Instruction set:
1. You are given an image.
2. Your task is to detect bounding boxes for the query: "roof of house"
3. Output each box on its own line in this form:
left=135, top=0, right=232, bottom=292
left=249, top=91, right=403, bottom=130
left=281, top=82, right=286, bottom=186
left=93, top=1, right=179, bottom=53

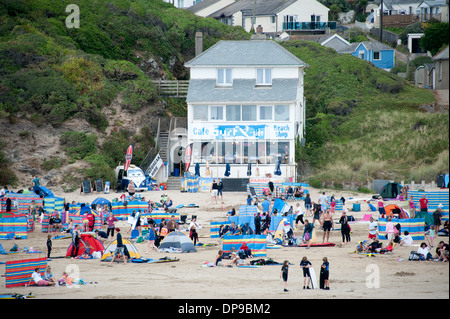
left=188, top=0, right=223, bottom=13
left=432, top=45, right=449, bottom=61
left=185, top=40, right=308, bottom=67
left=186, top=79, right=299, bottom=103
left=356, top=41, right=394, bottom=52
left=209, top=0, right=252, bottom=18
left=419, top=0, right=448, bottom=7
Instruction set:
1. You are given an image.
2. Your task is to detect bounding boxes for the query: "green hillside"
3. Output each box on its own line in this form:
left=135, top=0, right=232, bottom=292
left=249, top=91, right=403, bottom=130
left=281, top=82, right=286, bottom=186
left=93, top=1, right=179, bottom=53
left=0, top=0, right=447, bottom=188
left=282, top=41, right=448, bottom=185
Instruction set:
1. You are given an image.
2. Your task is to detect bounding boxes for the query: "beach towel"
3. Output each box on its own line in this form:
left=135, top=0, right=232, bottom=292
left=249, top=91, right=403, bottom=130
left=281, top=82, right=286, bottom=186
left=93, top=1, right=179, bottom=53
left=362, top=214, right=372, bottom=221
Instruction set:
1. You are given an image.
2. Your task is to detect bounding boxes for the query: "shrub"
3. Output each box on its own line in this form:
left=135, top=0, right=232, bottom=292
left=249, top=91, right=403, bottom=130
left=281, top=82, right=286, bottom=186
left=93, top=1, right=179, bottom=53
left=60, top=131, right=97, bottom=160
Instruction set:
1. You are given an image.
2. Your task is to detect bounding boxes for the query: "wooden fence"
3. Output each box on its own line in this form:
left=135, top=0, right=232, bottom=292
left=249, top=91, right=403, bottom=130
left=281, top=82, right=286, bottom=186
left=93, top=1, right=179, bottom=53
left=152, top=80, right=189, bottom=98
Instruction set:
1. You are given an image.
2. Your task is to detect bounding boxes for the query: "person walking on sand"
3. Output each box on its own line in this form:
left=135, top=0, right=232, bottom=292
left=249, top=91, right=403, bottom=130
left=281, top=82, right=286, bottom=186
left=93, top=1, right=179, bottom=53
left=211, top=179, right=218, bottom=205
left=321, top=208, right=333, bottom=243
left=111, top=228, right=127, bottom=264
left=70, top=225, right=81, bottom=260
left=339, top=209, right=351, bottom=244
left=280, top=260, right=289, bottom=292
left=147, top=223, right=158, bottom=253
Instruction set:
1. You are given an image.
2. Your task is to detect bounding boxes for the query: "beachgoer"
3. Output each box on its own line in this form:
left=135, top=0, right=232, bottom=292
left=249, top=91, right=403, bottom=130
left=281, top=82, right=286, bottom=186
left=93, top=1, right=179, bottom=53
left=32, top=175, right=40, bottom=195
left=433, top=205, right=443, bottom=233
left=254, top=212, right=261, bottom=235
left=312, top=201, right=321, bottom=226
left=330, top=198, right=336, bottom=215
left=28, top=267, right=55, bottom=287
left=215, top=250, right=224, bottom=266
left=408, top=196, right=416, bottom=217
left=368, top=216, right=378, bottom=240
left=419, top=194, right=428, bottom=213
left=435, top=241, right=449, bottom=262
left=417, top=242, right=433, bottom=260
left=378, top=197, right=386, bottom=218
left=217, top=179, right=223, bottom=200
left=321, top=208, right=333, bottom=243
left=189, top=217, right=199, bottom=246
left=304, top=193, right=312, bottom=217
left=320, top=257, right=330, bottom=290
left=70, top=225, right=81, bottom=259
left=303, top=219, right=313, bottom=249
left=300, top=256, right=312, bottom=289
left=147, top=223, right=158, bottom=252
left=426, top=225, right=436, bottom=247
left=246, top=194, right=252, bottom=205
left=106, top=212, right=118, bottom=238
left=211, top=180, right=218, bottom=204
left=280, top=260, right=289, bottom=292
left=339, top=209, right=351, bottom=244
left=295, top=203, right=304, bottom=226
left=318, top=192, right=328, bottom=212
left=46, top=234, right=52, bottom=259
left=111, top=228, right=127, bottom=264
left=43, top=265, right=58, bottom=286
left=399, top=231, right=413, bottom=246
left=385, top=217, right=396, bottom=242
left=167, top=215, right=179, bottom=233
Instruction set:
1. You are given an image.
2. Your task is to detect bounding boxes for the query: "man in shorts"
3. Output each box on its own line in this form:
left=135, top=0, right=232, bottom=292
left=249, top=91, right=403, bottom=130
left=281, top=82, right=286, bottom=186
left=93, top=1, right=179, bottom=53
left=321, top=208, right=333, bottom=243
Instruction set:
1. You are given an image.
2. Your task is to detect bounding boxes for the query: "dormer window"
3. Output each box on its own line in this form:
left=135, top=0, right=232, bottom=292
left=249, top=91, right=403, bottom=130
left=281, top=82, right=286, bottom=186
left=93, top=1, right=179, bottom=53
left=256, top=68, right=272, bottom=86
left=217, top=68, right=232, bottom=86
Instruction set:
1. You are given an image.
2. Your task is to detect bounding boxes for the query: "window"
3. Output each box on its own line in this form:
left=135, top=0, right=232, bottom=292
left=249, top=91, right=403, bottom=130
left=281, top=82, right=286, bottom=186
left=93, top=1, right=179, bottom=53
left=373, top=51, right=381, bottom=60
left=193, top=105, right=208, bottom=121
left=226, top=105, right=241, bottom=121
left=271, top=16, right=276, bottom=24
left=210, top=106, right=223, bottom=121
left=358, top=50, right=365, bottom=60
left=217, top=68, right=232, bottom=86
left=256, top=68, right=272, bottom=85
left=242, top=105, right=257, bottom=121
left=274, top=105, right=289, bottom=121
left=259, top=106, right=273, bottom=120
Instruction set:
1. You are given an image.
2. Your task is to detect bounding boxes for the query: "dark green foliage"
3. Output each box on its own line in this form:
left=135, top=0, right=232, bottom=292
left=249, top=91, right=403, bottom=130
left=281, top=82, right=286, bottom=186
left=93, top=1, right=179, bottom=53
left=60, top=131, right=97, bottom=160
left=419, top=22, right=449, bottom=56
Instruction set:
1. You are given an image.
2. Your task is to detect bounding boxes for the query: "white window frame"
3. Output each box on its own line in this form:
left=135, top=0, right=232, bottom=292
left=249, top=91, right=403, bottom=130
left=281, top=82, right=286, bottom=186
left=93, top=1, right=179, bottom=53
left=259, top=105, right=273, bottom=121
left=210, top=105, right=224, bottom=121
left=256, top=68, right=272, bottom=86
left=193, top=105, right=208, bottom=121
left=217, top=68, right=233, bottom=86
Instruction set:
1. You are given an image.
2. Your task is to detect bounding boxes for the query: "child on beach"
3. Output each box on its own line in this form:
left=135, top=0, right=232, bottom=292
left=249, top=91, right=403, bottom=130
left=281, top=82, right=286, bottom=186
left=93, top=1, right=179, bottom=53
left=46, top=234, right=52, bottom=259
left=426, top=225, right=435, bottom=248
left=320, top=257, right=330, bottom=290
left=330, top=199, right=336, bottom=215
left=300, top=257, right=312, bottom=289
left=280, top=260, right=289, bottom=292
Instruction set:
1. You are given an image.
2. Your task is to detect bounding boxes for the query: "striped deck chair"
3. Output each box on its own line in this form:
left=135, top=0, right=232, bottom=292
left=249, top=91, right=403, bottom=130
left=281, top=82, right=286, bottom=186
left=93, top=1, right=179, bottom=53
left=5, top=257, right=47, bottom=288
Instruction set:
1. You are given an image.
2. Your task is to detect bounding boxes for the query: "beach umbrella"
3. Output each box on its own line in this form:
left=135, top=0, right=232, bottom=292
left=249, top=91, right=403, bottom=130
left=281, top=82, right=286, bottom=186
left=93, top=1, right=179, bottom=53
left=224, top=163, right=231, bottom=177
left=195, top=163, right=200, bottom=176
left=274, top=161, right=282, bottom=176
left=247, top=163, right=252, bottom=176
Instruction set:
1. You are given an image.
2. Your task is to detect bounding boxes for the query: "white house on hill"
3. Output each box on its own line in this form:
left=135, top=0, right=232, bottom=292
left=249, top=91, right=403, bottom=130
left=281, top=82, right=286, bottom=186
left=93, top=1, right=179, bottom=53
left=184, top=40, right=308, bottom=179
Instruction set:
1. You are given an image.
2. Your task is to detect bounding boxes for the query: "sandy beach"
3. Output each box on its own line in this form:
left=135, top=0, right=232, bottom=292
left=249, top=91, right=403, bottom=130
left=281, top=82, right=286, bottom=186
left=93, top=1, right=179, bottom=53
left=0, top=186, right=448, bottom=300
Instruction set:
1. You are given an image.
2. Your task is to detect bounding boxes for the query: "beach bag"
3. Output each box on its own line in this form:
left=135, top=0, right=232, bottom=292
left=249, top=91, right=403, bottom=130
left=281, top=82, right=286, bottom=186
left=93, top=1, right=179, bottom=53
left=304, top=232, right=310, bottom=242
left=408, top=251, right=422, bottom=261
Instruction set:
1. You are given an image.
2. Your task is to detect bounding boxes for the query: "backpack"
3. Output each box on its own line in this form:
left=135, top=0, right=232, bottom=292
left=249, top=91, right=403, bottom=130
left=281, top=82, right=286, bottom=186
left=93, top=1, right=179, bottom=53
left=408, top=251, right=423, bottom=261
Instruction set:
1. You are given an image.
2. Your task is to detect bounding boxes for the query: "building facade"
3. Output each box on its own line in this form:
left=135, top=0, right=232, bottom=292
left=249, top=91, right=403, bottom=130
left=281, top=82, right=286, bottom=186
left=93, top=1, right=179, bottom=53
left=184, top=40, right=308, bottom=179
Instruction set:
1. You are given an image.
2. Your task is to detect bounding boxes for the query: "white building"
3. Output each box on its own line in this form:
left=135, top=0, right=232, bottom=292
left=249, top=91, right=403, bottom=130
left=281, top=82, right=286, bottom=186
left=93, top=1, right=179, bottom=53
left=191, top=0, right=331, bottom=34
left=184, top=40, right=308, bottom=179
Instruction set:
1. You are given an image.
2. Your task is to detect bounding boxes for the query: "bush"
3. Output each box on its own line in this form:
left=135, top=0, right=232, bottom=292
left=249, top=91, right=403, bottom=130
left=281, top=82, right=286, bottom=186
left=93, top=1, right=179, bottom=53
left=60, top=131, right=97, bottom=160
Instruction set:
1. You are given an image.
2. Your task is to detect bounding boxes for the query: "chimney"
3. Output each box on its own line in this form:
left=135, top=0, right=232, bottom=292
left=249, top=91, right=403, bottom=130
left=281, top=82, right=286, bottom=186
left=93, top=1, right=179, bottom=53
left=195, top=32, right=203, bottom=56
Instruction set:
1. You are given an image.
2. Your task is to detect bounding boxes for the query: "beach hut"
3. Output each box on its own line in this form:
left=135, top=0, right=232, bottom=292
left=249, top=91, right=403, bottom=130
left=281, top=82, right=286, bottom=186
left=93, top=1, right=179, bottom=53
left=101, top=238, right=141, bottom=260
left=158, top=231, right=197, bottom=253
left=65, top=234, right=104, bottom=258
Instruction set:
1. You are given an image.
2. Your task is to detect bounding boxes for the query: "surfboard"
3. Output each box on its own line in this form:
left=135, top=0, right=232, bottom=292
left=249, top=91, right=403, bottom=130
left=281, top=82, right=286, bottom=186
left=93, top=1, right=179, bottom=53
left=445, top=174, right=449, bottom=188
left=309, top=267, right=318, bottom=289
left=131, top=211, right=140, bottom=231
left=237, top=265, right=261, bottom=268
left=147, top=257, right=179, bottom=264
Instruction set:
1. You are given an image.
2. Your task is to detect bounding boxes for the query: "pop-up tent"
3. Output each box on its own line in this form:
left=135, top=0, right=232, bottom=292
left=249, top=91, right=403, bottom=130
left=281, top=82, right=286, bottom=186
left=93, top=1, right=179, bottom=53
left=158, top=231, right=196, bottom=253
left=273, top=218, right=293, bottom=242
left=379, top=182, right=402, bottom=199
left=101, top=238, right=141, bottom=260
left=385, top=204, right=409, bottom=219
left=66, top=234, right=104, bottom=258
left=271, top=198, right=290, bottom=215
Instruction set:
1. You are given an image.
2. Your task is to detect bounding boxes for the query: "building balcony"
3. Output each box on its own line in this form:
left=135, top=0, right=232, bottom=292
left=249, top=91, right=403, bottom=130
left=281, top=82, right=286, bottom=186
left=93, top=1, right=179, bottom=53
left=283, top=21, right=337, bottom=31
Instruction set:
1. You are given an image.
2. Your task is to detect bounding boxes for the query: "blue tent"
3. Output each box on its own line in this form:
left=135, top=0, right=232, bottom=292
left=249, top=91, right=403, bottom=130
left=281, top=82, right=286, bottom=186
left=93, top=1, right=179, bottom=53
left=271, top=198, right=289, bottom=215
left=35, top=186, right=54, bottom=198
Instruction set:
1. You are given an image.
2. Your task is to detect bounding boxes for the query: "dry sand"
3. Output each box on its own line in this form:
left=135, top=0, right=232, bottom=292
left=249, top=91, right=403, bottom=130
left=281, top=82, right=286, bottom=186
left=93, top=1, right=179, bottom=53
left=0, top=186, right=448, bottom=300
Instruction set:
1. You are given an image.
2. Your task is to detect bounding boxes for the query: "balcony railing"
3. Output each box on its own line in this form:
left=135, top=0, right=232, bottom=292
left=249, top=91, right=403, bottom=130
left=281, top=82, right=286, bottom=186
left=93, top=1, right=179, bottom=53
left=283, top=21, right=337, bottom=31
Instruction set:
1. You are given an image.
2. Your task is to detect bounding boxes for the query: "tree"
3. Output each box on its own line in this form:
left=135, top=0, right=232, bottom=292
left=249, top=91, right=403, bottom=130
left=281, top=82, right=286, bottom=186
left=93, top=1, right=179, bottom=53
left=419, top=22, right=449, bottom=56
